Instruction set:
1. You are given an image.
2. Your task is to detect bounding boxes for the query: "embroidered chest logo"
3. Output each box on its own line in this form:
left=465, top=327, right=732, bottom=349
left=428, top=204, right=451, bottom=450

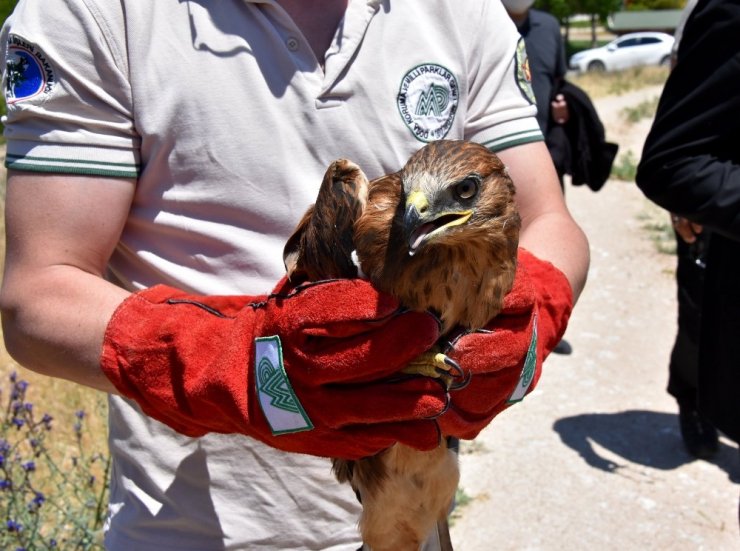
left=397, top=63, right=459, bottom=142
left=514, top=38, right=536, bottom=105
left=5, top=35, right=56, bottom=104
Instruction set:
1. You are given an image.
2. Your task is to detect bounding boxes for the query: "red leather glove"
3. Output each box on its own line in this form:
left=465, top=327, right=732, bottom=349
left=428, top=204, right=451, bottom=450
left=439, top=248, right=574, bottom=439
left=101, top=279, right=447, bottom=460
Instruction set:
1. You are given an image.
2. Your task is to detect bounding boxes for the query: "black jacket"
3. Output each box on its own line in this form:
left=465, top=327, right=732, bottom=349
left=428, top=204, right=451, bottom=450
left=636, top=0, right=740, bottom=442
left=546, top=80, right=618, bottom=191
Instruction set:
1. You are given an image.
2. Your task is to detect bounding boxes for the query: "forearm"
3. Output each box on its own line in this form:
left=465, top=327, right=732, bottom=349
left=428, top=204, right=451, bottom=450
left=0, top=171, right=137, bottom=393
left=498, top=141, right=590, bottom=301
left=518, top=209, right=589, bottom=301
left=0, top=263, right=129, bottom=394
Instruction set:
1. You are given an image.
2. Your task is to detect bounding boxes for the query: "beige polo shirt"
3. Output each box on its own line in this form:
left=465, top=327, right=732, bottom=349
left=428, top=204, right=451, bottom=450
left=2, top=0, right=541, bottom=548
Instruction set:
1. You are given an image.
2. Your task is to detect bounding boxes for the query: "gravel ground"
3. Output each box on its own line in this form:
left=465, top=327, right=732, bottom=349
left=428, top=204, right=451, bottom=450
left=450, top=86, right=740, bottom=550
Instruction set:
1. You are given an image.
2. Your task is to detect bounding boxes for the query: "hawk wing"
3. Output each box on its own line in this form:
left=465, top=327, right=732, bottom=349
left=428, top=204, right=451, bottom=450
left=283, top=159, right=368, bottom=283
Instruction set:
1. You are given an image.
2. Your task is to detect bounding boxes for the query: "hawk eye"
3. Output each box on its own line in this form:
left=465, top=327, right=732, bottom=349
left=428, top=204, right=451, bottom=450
left=454, top=177, right=479, bottom=200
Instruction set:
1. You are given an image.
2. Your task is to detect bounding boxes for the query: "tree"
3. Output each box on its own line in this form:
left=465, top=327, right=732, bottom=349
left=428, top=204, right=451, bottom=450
left=0, top=0, right=17, bottom=25
left=581, top=0, right=622, bottom=45
left=537, top=0, right=622, bottom=46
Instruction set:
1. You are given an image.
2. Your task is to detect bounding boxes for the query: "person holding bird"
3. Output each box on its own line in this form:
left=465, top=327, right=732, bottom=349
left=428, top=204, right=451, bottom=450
left=0, top=0, right=588, bottom=549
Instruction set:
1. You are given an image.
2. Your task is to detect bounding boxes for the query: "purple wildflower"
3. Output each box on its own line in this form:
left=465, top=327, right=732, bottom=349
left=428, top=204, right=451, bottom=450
left=28, top=491, right=45, bottom=511
left=42, top=413, right=53, bottom=430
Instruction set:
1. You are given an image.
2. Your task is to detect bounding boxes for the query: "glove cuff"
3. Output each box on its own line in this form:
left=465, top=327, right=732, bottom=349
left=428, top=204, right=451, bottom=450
left=101, top=285, right=261, bottom=437
left=517, top=248, right=574, bottom=353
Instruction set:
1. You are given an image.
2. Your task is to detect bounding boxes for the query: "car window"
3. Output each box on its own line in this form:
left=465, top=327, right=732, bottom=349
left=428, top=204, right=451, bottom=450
left=617, top=38, right=640, bottom=48
left=641, top=37, right=661, bottom=45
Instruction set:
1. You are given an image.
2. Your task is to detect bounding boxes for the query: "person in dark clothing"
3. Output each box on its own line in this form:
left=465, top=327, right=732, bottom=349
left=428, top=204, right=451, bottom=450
left=651, top=0, right=719, bottom=459
left=668, top=221, right=717, bottom=458
left=636, top=0, right=740, bottom=466
left=502, top=0, right=569, bottom=182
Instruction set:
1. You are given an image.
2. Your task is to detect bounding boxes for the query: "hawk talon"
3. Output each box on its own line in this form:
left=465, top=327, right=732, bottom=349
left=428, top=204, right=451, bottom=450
left=448, top=368, right=471, bottom=391
left=438, top=355, right=471, bottom=390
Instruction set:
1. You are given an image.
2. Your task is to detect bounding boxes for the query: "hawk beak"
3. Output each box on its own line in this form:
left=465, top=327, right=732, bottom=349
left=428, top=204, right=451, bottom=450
left=404, top=191, right=428, bottom=222
left=404, top=191, right=472, bottom=256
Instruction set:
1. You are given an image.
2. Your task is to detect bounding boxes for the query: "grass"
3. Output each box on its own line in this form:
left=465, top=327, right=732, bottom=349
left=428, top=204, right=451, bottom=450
left=611, top=150, right=639, bottom=182
left=449, top=486, right=474, bottom=527
left=570, top=66, right=669, bottom=99
left=637, top=201, right=677, bottom=256
left=621, top=96, right=661, bottom=123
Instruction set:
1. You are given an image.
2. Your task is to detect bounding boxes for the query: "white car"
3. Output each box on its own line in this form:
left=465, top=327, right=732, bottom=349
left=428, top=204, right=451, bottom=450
left=569, top=32, right=675, bottom=72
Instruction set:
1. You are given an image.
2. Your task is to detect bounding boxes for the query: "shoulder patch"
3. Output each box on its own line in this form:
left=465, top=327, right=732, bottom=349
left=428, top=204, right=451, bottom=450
left=5, top=34, right=56, bottom=104
left=397, top=63, right=459, bottom=143
left=514, top=38, right=536, bottom=106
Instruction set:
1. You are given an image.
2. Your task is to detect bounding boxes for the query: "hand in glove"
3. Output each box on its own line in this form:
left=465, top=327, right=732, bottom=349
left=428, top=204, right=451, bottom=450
left=101, top=279, right=447, bottom=460
left=439, top=248, right=574, bottom=439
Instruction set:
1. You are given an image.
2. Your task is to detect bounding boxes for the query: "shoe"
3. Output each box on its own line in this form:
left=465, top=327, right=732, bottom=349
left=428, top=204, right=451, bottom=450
left=678, top=405, right=719, bottom=459
left=553, top=339, right=572, bottom=355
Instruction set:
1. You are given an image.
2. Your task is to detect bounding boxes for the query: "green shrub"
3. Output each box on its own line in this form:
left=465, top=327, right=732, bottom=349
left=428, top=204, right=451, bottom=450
left=611, top=150, right=638, bottom=182
left=621, top=96, right=661, bottom=123
left=0, top=372, right=109, bottom=550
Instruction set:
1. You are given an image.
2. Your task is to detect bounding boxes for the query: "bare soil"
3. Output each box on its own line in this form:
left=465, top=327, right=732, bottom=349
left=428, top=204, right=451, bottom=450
left=450, top=86, right=739, bottom=550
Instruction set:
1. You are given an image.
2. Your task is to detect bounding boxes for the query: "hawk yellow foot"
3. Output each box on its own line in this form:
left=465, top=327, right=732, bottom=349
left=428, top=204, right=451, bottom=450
left=402, top=350, right=468, bottom=390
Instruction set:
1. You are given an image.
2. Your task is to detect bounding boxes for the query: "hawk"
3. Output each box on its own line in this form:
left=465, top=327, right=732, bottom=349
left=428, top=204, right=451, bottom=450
left=283, top=140, right=520, bottom=550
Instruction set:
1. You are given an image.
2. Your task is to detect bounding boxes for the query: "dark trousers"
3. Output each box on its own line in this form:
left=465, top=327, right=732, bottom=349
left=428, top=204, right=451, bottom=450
left=668, top=230, right=709, bottom=408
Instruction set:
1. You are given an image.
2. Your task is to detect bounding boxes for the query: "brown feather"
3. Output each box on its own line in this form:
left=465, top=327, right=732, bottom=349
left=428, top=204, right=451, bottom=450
left=283, top=159, right=368, bottom=282
left=283, top=140, right=520, bottom=551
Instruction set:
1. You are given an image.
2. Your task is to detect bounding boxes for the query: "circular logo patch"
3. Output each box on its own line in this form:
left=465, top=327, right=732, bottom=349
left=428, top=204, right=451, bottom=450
left=515, top=38, right=536, bottom=105
left=5, top=35, right=55, bottom=104
left=397, top=63, right=459, bottom=143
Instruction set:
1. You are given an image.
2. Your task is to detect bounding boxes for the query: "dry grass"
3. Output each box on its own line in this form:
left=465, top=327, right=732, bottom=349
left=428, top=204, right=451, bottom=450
left=570, top=66, right=670, bottom=99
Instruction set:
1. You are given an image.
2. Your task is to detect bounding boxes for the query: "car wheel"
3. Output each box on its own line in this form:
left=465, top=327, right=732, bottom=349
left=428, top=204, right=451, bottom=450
left=587, top=60, right=606, bottom=72
left=659, top=55, right=671, bottom=67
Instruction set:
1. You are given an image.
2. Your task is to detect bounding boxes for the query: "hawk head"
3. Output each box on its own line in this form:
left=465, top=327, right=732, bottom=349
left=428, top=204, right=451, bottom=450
left=355, top=140, right=521, bottom=332
left=400, top=140, right=517, bottom=257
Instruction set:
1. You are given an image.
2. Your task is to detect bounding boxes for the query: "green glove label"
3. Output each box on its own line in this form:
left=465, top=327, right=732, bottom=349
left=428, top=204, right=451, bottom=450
left=255, top=336, right=313, bottom=435
left=507, top=313, right=538, bottom=404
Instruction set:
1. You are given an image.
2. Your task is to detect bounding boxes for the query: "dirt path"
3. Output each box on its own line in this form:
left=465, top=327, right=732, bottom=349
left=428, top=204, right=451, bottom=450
left=450, top=86, right=739, bottom=550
